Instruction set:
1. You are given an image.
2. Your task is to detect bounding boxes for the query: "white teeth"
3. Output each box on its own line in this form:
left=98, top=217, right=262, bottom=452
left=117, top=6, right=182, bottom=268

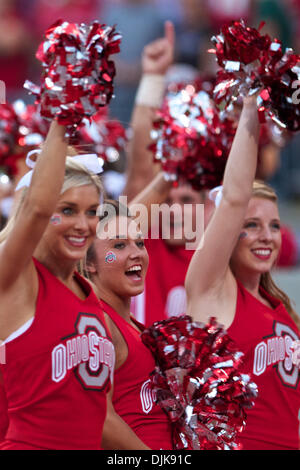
left=127, top=266, right=141, bottom=272
left=253, top=249, right=271, bottom=256
left=68, top=237, right=85, bottom=243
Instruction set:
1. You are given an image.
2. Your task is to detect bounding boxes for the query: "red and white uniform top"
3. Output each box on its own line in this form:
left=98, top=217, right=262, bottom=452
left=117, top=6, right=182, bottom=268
left=0, top=258, right=115, bottom=450
left=228, top=281, right=300, bottom=450
left=102, top=300, right=173, bottom=450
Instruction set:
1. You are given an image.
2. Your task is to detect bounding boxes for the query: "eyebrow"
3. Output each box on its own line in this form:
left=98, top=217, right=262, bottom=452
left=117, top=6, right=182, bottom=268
left=244, top=217, right=281, bottom=223
left=108, top=233, right=144, bottom=240
left=59, top=201, right=99, bottom=208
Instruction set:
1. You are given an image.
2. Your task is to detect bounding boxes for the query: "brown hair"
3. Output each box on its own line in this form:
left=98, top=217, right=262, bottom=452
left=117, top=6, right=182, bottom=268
left=251, top=180, right=300, bottom=329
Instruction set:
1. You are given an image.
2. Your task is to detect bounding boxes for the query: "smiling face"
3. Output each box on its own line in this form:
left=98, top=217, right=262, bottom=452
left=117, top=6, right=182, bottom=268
left=163, top=184, right=213, bottom=247
left=92, top=215, right=149, bottom=300
left=40, top=184, right=100, bottom=262
left=230, top=197, right=282, bottom=277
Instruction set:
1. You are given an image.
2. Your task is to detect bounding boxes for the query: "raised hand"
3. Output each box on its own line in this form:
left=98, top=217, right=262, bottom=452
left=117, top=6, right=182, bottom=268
left=142, top=21, right=175, bottom=75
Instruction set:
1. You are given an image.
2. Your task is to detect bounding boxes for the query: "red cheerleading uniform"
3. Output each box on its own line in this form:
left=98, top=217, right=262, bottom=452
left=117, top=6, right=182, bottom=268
left=0, top=258, right=115, bottom=450
left=228, top=281, right=300, bottom=450
left=131, top=238, right=194, bottom=327
left=101, top=300, right=173, bottom=450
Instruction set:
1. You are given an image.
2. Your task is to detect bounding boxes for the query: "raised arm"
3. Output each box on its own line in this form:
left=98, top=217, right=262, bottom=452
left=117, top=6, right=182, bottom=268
left=0, top=121, right=67, bottom=290
left=127, top=172, right=172, bottom=236
left=123, top=21, right=175, bottom=202
left=185, top=96, right=260, bottom=304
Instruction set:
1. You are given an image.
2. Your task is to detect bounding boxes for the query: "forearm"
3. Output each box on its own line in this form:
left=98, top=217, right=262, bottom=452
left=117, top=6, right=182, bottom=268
left=123, top=74, right=166, bottom=200
left=129, top=172, right=171, bottom=206
left=222, top=98, right=260, bottom=206
left=124, top=104, right=160, bottom=200
left=25, top=121, right=67, bottom=216
left=128, top=172, right=172, bottom=235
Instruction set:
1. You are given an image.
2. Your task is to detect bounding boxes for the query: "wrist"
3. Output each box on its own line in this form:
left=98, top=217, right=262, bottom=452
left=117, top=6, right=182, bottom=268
left=135, top=74, right=165, bottom=108
left=241, top=100, right=259, bottom=121
left=242, top=94, right=258, bottom=109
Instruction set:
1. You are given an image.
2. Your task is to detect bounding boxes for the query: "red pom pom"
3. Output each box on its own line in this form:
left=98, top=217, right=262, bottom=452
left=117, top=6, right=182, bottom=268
left=141, top=316, right=258, bottom=450
left=24, top=20, right=121, bottom=137
left=211, top=20, right=300, bottom=132
left=150, top=82, right=236, bottom=190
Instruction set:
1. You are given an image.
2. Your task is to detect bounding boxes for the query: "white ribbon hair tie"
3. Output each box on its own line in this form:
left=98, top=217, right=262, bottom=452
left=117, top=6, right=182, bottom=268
left=15, top=149, right=104, bottom=192
left=208, top=185, right=223, bottom=208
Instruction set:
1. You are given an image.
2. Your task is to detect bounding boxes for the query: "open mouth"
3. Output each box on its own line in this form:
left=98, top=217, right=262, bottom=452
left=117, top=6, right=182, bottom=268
left=125, top=265, right=142, bottom=281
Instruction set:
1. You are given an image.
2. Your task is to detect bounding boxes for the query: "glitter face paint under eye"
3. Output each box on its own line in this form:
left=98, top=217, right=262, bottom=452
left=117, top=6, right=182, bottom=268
left=105, top=251, right=117, bottom=263
left=239, top=231, right=248, bottom=240
left=50, top=214, right=62, bottom=225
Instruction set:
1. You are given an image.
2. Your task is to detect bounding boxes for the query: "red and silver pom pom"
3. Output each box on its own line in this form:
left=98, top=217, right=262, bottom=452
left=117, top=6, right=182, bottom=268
left=0, top=103, right=23, bottom=177
left=149, top=83, right=236, bottom=190
left=210, top=19, right=300, bottom=132
left=141, top=316, right=258, bottom=450
left=78, top=107, right=128, bottom=163
left=24, top=19, right=121, bottom=137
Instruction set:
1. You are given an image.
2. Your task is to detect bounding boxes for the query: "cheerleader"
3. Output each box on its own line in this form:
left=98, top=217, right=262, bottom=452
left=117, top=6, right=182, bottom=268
left=82, top=93, right=268, bottom=450
left=185, top=95, right=300, bottom=450
left=83, top=175, right=174, bottom=450
left=0, top=121, right=114, bottom=450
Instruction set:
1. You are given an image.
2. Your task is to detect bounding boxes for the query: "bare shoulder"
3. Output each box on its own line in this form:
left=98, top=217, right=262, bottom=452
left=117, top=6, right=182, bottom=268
left=0, top=259, right=39, bottom=341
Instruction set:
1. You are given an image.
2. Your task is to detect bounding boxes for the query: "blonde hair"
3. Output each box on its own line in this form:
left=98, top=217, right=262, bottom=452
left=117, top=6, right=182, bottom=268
left=0, top=152, right=104, bottom=245
left=252, top=180, right=278, bottom=202
left=245, top=180, right=300, bottom=329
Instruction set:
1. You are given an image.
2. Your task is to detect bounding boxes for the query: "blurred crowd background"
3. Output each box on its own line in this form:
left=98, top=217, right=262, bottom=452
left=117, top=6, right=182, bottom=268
left=1, top=0, right=300, bottom=195
left=0, top=0, right=300, bottom=309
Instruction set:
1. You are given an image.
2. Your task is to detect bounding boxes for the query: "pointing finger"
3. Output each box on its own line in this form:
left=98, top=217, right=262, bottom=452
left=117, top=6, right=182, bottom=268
left=164, top=20, right=175, bottom=48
